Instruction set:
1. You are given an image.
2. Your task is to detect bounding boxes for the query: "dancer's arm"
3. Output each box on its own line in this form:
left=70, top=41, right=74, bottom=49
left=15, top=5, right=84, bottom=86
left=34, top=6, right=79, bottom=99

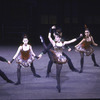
left=0, top=56, right=10, bottom=64
left=29, top=45, right=36, bottom=57
left=48, top=25, right=56, bottom=47
left=64, top=34, right=83, bottom=45
left=64, top=38, right=77, bottom=45
left=48, top=32, right=55, bottom=47
left=0, top=56, right=8, bottom=62
left=91, top=36, right=98, bottom=46
left=29, top=45, right=39, bottom=59
left=10, top=46, right=22, bottom=63
left=75, top=39, right=85, bottom=48
left=64, top=44, right=71, bottom=51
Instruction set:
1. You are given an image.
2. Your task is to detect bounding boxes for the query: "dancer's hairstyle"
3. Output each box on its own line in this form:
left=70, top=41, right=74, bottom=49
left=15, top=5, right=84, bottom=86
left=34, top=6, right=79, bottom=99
left=55, top=27, right=62, bottom=37
left=84, top=24, right=90, bottom=33
left=84, top=24, right=91, bottom=38
left=23, top=34, right=28, bottom=39
left=55, top=32, right=62, bottom=37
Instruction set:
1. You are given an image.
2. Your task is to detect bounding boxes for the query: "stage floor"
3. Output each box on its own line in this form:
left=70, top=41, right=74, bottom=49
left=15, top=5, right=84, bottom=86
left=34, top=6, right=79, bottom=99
left=0, top=45, right=100, bottom=100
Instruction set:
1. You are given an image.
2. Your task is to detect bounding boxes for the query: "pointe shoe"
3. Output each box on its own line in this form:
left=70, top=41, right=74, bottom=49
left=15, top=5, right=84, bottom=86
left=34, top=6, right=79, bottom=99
left=7, top=80, right=14, bottom=84
left=94, top=63, right=100, bottom=67
left=34, top=74, right=41, bottom=78
left=56, top=85, right=61, bottom=93
left=79, top=69, right=83, bottom=73
left=72, top=69, right=79, bottom=72
left=46, top=74, right=49, bottom=78
left=15, top=82, right=21, bottom=85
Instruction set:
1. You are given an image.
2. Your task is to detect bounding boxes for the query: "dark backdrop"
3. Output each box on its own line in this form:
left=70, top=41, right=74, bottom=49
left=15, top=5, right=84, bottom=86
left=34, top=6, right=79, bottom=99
left=0, top=0, right=100, bottom=45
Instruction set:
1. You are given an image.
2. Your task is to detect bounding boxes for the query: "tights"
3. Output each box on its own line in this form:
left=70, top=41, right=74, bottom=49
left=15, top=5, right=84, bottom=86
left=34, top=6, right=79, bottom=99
left=41, top=36, right=79, bottom=77
left=15, top=62, right=40, bottom=85
left=0, top=69, right=12, bottom=82
left=56, top=64, right=62, bottom=93
left=41, top=46, right=63, bottom=92
left=80, top=52, right=99, bottom=73
left=40, top=36, right=77, bottom=92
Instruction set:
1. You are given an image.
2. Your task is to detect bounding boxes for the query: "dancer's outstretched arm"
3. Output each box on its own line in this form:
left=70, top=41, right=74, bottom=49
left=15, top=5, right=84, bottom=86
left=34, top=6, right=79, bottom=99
left=64, top=34, right=83, bottom=45
left=91, top=36, right=98, bottom=46
left=0, top=56, right=10, bottom=64
left=0, top=56, right=8, bottom=62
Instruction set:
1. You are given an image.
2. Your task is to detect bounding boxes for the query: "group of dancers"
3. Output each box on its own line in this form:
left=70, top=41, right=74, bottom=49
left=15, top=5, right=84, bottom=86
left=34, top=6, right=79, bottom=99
left=0, top=25, right=99, bottom=93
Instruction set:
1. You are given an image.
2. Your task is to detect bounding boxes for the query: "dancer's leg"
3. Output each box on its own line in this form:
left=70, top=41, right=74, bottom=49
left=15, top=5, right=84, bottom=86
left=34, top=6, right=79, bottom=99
left=0, top=69, right=14, bottom=83
left=63, top=52, right=79, bottom=72
left=30, top=62, right=41, bottom=77
left=46, top=60, right=53, bottom=77
left=15, top=64, right=21, bottom=85
left=79, top=52, right=84, bottom=73
left=91, top=53, right=99, bottom=67
left=56, top=64, right=62, bottom=93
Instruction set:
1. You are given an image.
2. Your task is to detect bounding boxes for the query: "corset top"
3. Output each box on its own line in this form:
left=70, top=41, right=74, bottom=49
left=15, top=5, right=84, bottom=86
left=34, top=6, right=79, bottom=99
left=81, top=40, right=92, bottom=48
left=54, top=42, right=64, bottom=52
left=20, top=49, right=30, bottom=60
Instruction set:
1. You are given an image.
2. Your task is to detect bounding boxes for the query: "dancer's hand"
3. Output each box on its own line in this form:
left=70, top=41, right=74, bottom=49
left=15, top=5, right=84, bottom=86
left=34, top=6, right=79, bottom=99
left=34, top=56, right=39, bottom=59
left=51, top=25, right=56, bottom=29
left=38, top=54, right=43, bottom=59
left=76, top=33, right=83, bottom=41
left=8, top=61, right=11, bottom=64
left=68, top=48, right=71, bottom=52
left=95, top=43, right=98, bottom=46
left=75, top=45, right=77, bottom=48
left=80, top=33, right=83, bottom=37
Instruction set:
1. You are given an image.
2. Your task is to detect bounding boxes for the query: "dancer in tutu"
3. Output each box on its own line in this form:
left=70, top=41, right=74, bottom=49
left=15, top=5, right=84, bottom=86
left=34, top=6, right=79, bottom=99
left=39, top=26, right=80, bottom=77
left=10, top=35, right=41, bottom=85
left=39, top=26, right=82, bottom=92
left=75, top=25, right=99, bottom=73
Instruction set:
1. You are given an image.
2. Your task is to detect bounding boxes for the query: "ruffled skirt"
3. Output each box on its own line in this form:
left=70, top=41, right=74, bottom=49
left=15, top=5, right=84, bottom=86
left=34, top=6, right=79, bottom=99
left=50, top=49, right=67, bottom=64
left=75, top=45, right=94, bottom=56
left=16, top=55, right=34, bottom=68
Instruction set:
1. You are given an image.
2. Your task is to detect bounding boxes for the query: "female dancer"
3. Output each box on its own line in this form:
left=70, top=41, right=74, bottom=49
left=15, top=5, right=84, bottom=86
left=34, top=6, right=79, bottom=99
left=0, top=56, right=14, bottom=83
left=42, top=26, right=82, bottom=93
left=10, top=35, right=41, bottom=85
left=39, top=27, right=79, bottom=77
left=75, top=25, right=99, bottom=73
